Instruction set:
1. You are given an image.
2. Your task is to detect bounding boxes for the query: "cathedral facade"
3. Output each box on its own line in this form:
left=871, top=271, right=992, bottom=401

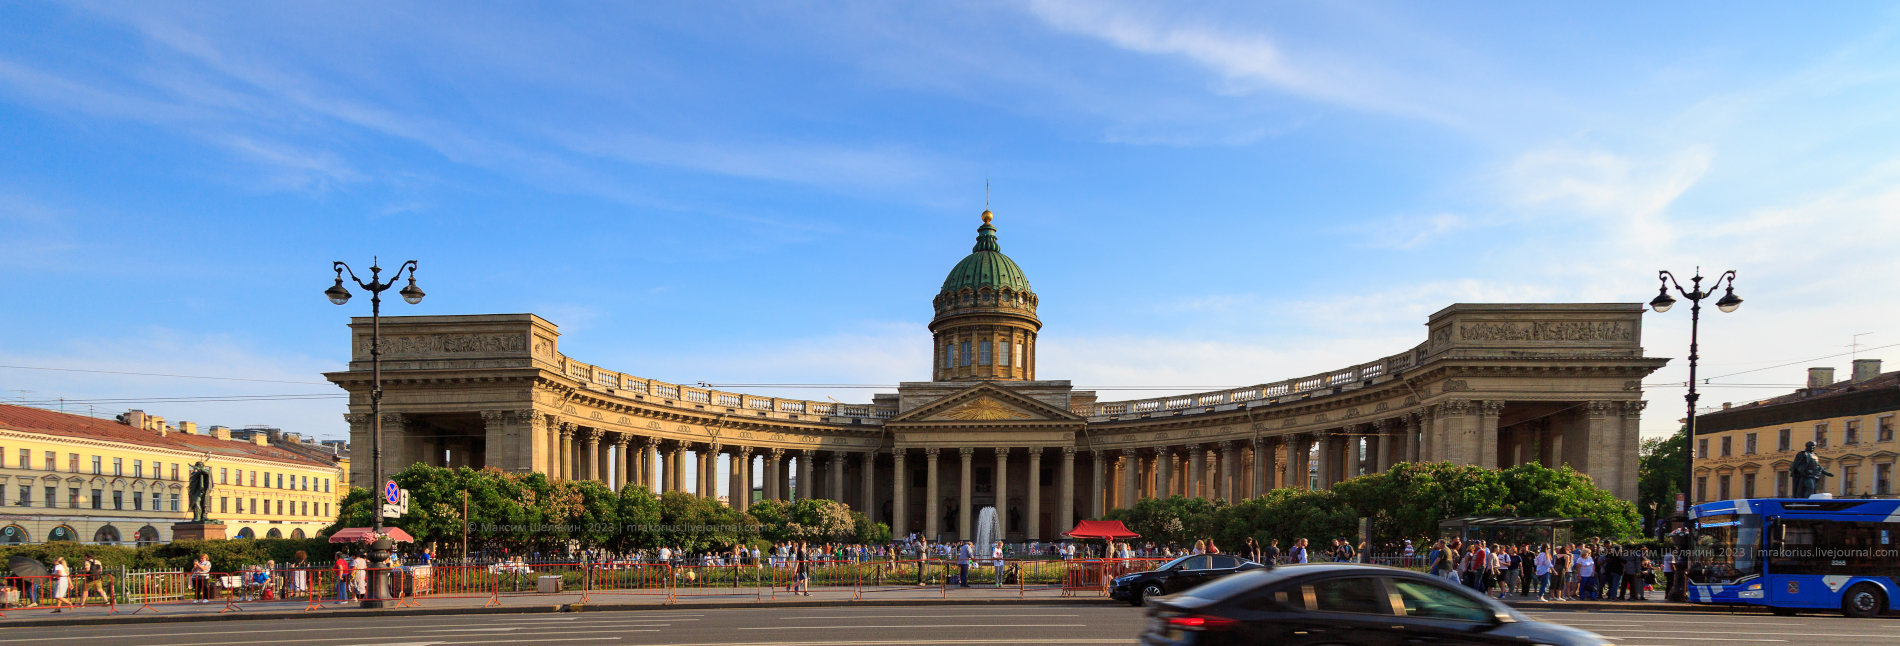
left=325, top=210, right=1667, bottom=541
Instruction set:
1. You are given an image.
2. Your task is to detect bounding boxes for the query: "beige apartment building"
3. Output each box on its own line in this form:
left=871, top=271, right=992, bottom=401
left=1694, top=361, right=1900, bottom=501
left=0, top=404, right=350, bottom=545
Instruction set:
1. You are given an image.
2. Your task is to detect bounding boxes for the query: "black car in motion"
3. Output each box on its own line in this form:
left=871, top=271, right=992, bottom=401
left=1110, top=553, right=1267, bottom=606
left=1139, top=564, right=1610, bottom=646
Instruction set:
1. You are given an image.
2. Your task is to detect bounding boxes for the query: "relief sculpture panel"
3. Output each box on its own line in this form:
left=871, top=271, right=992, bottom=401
left=1458, top=321, right=1633, bottom=342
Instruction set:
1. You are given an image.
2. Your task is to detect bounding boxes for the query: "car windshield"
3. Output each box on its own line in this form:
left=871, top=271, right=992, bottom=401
left=1690, top=512, right=1762, bottom=585
left=1158, top=555, right=1195, bottom=570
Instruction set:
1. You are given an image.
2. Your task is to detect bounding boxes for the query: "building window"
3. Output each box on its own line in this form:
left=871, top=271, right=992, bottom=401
left=263, top=471, right=271, bottom=488
left=943, top=342, right=952, bottom=371
left=999, top=340, right=1011, bottom=367
left=1778, top=429, right=1791, bottom=452
left=277, top=473, right=284, bottom=489
left=150, top=492, right=160, bottom=511
left=960, top=342, right=971, bottom=367
left=170, top=494, right=179, bottom=511
left=1014, top=342, right=1023, bottom=368
left=1879, top=464, right=1893, bottom=495
left=1816, top=423, right=1829, bottom=448
left=249, top=498, right=257, bottom=513
left=1847, top=419, right=1862, bottom=445
left=1721, top=436, right=1732, bottom=457
left=112, top=457, right=122, bottom=476
left=16, top=486, right=28, bottom=507
left=1881, top=417, right=1895, bottom=443
left=0, top=485, right=5, bottom=506
left=90, top=489, right=102, bottom=510
left=1718, top=475, right=1732, bottom=500
left=325, top=479, right=331, bottom=493
left=1776, top=470, right=1789, bottom=497
left=1743, top=474, right=1757, bottom=499
left=92, top=455, right=101, bottom=474
left=1745, top=433, right=1758, bottom=455
left=172, top=463, right=180, bottom=480
left=18, top=449, right=26, bottom=469
left=1697, top=476, right=1708, bottom=501
left=249, top=471, right=257, bottom=487
left=130, top=490, right=140, bottom=511
left=68, top=453, right=78, bottom=473
left=1844, top=466, right=1859, bottom=496
left=45, top=487, right=56, bottom=508
left=978, top=341, right=992, bottom=366
left=1697, top=439, right=1709, bottom=459
left=132, top=459, right=142, bottom=478
left=220, top=497, right=228, bottom=513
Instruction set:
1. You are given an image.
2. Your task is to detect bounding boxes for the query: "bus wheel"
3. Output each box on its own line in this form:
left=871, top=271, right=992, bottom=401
left=1843, top=583, right=1886, bottom=618
left=1771, top=607, right=1796, bottom=617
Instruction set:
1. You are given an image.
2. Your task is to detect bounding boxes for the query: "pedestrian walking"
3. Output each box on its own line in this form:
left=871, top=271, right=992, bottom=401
left=1534, top=545, right=1552, bottom=601
left=79, top=554, right=108, bottom=607
left=1291, top=538, right=1310, bottom=564
left=957, top=541, right=973, bottom=588
left=49, top=557, right=70, bottom=612
left=1261, top=538, right=1280, bottom=565
left=992, top=542, right=1005, bottom=587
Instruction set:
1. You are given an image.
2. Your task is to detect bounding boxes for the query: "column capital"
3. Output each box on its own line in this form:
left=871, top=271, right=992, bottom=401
left=1585, top=400, right=1616, bottom=418
left=707, top=441, right=722, bottom=452
left=1061, top=446, right=1076, bottom=456
left=1121, top=447, right=1138, bottom=457
left=1622, top=400, right=1648, bottom=417
left=1438, top=399, right=1472, bottom=417
left=1186, top=443, right=1203, bottom=451
left=958, top=447, right=975, bottom=457
left=578, top=428, right=602, bottom=442
left=733, top=445, right=751, bottom=457
left=480, top=410, right=507, bottom=424
left=558, top=423, right=577, bottom=439
left=342, top=413, right=371, bottom=428
left=1025, top=446, right=1042, bottom=456
left=610, top=434, right=631, bottom=448
left=994, top=446, right=1011, bottom=456
left=1480, top=400, right=1506, bottom=417
left=643, top=436, right=662, bottom=449
left=769, top=447, right=785, bottom=459
left=380, top=412, right=408, bottom=427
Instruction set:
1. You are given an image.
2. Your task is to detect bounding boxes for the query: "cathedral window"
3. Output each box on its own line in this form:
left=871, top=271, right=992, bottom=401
left=999, top=341, right=1010, bottom=367
left=960, top=342, right=972, bottom=367
left=1014, top=341, right=1024, bottom=368
left=979, top=341, right=992, bottom=365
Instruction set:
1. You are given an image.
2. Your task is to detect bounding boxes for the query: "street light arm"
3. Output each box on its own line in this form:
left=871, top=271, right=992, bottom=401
left=335, top=261, right=386, bottom=292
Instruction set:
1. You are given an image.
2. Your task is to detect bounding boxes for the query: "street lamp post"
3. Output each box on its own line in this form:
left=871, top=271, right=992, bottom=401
left=1648, top=268, right=1741, bottom=603
left=325, top=257, right=424, bottom=608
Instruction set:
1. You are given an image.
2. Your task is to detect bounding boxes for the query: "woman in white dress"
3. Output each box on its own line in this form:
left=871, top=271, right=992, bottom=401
left=50, top=557, right=70, bottom=612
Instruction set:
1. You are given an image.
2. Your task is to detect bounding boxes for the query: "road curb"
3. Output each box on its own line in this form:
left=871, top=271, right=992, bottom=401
left=1506, top=600, right=1769, bottom=613
left=1, top=596, right=1124, bottom=628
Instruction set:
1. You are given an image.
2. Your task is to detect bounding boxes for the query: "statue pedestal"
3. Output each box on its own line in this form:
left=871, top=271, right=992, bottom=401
left=171, top=522, right=227, bottom=541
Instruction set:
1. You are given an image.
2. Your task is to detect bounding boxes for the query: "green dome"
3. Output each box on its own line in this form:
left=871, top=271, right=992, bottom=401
left=940, top=213, right=1032, bottom=295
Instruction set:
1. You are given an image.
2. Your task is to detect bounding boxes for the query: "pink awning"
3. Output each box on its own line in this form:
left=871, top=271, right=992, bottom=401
left=327, top=527, right=417, bottom=544
left=1063, top=520, right=1140, bottom=540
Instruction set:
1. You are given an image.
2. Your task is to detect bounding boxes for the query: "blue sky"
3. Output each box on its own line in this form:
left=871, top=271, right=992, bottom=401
left=5, top=1, right=1900, bottom=453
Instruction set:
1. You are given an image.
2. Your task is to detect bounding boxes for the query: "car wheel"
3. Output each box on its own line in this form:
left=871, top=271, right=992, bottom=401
left=1771, top=606, right=1796, bottom=617
left=1843, top=583, right=1885, bottom=618
left=1132, top=583, right=1163, bottom=606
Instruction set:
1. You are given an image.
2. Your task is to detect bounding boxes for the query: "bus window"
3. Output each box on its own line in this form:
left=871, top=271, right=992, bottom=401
left=1690, top=513, right=1762, bottom=585
left=1766, top=520, right=1900, bottom=578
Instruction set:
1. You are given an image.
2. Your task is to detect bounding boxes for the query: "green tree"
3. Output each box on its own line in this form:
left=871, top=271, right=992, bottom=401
left=1638, top=424, right=1688, bottom=537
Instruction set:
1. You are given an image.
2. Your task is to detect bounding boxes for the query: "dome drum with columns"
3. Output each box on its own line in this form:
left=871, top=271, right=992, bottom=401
left=326, top=206, right=1668, bottom=543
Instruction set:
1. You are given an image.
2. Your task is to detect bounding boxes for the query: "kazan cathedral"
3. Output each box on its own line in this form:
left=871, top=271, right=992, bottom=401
left=326, top=209, right=1666, bottom=542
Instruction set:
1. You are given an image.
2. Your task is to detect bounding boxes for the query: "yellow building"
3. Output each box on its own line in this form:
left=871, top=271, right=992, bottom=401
left=1695, top=360, right=1899, bottom=501
left=0, top=404, right=349, bottom=545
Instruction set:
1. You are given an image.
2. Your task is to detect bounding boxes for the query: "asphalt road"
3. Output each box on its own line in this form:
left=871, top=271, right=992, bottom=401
left=11, top=605, right=1900, bottom=646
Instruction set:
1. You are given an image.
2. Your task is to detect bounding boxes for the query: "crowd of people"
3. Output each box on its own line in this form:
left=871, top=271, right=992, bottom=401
left=1416, top=538, right=1663, bottom=602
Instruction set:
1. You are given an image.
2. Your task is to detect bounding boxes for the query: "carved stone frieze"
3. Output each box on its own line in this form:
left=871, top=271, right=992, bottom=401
left=1458, top=321, right=1633, bottom=342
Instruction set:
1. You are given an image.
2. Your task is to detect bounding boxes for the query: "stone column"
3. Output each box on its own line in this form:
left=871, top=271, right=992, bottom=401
left=1315, top=433, right=1334, bottom=490
left=612, top=436, right=631, bottom=491
left=557, top=423, right=576, bottom=481
left=1026, top=447, right=1042, bottom=540
left=764, top=448, right=782, bottom=501
left=1089, top=450, right=1107, bottom=518
left=1156, top=448, right=1174, bottom=499
left=706, top=443, right=722, bottom=499
left=1620, top=401, right=1647, bottom=501
left=659, top=442, right=674, bottom=493
left=575, top=429, right=595, bottom=482
left=1058, top=447, right=1075, bottom=533
left=925, top=449, right=941, bottom=539
left=798, top=449, right=815, bottom=501
left=1187, top=444, right=1204, bottom=499
left=1252, top=438, right=1269, bottom=496
left=673, top=443, right=687, bottom=493
left=598, top=434, right=614, bottom=485
left=1282, top=435, right=1300, bottom=489
left=958, top=447, right=975, bottom=541
left=829, top=452, right=846, bottom=503
left=1375, top=419, right=1395, bottom=472
left=1407, top=411, right=1427, bottom=464
left=1121, top=449, right=1139, bottom=509
left=862, top=451, right=877, bottom=513
left=642, top=438, right=659, bottom=492
left=994, top=448, right=1010, bottom=538
left=1585, top=401, right=1615, bottom=492
left=1478, top=401, right=1504, bottom=470
left=1220, top=443, right=1238, bottom=501
left=893, top=448, right=909, bottom=535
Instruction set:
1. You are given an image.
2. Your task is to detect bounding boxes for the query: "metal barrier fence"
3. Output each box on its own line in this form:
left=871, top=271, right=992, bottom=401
left=2, top=558, right=1187, bottom=616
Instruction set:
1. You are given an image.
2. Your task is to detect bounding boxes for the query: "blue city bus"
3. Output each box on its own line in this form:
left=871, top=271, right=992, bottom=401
left=1689, top=497, right=1900, bottom=617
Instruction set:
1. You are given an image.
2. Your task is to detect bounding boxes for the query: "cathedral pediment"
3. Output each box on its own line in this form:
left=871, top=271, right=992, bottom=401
left=887, top=381, right=1083, bottom=426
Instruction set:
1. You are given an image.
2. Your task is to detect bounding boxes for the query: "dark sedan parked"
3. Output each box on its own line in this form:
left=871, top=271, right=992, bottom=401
left=1111, top=554, right=1267, bottom=606
left=1139, top=564, right=1609, bottom=646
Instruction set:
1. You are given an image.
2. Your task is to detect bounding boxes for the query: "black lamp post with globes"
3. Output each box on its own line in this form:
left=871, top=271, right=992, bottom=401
left=324, top=258, right=423, bottom=608
left=1648, top=268, right=1741, bottom=603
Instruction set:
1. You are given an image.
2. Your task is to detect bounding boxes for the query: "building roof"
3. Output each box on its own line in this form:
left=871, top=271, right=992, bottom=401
left=1697, top=370, right=1900, bottom=435
left=940, top=210, right=1032, bottom=296
left=0, top=403, right=339, bottom=469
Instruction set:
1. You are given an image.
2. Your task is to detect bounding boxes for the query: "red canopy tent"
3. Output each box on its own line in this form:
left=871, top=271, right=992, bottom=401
left=327, top=527, right=417, bottom=544
left=1063, top=520, right=1141, bottom=540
